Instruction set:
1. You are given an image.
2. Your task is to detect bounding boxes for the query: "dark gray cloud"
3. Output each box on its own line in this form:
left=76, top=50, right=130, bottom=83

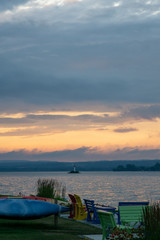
left=111, top=148, right=160, bottom=160
left=0, top=117, right=33, bottom=125
left=94, top=147, right=160, bottom=161
left=0, top=0, right=160, bottom=112
left=0, top=146, right=160, bottom=161
left=0, top=147, right=90, bottom=161
left=114, top=128, right=138, bottom=133
left=123, top=104, right=160, bottom=120
left=1, top=103, right=160, bottom=132
left=0, top=113, right=111, bottom=135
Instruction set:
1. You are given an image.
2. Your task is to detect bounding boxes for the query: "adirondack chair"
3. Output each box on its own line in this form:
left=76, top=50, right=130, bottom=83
left=68, top=194, right=77, bottom=219
left=118, top=201, right=149, bottom=224
left=118, top=205, right=147, bottom=226
left=98, top=210, right=131, bottom=240
left=74, top=194, right=87, bottom=220
left=84, top=199, right=100, bottom=223
left=84, top=199, right=116, bottom=224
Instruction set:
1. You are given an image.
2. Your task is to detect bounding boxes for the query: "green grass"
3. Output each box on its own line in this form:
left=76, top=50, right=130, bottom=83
left=0, top=216, right=102, bottom=240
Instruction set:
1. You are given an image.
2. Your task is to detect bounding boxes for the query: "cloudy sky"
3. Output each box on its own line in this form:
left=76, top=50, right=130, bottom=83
left=0, top=0, right=160, bottom=161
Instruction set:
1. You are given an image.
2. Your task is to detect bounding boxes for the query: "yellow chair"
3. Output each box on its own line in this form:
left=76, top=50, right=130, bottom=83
left=74, top=194, right=87, bottom=220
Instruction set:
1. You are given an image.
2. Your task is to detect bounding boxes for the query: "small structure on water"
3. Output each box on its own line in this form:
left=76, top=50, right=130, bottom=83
left=69, top=164, right=80, bottom=174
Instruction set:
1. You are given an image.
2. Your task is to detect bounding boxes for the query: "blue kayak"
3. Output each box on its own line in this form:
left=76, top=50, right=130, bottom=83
left=0, top=199, right=69, bottom=220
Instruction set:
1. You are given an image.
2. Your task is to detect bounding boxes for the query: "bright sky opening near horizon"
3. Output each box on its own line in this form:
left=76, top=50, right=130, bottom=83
left=0, top=0, right=160, bottom=161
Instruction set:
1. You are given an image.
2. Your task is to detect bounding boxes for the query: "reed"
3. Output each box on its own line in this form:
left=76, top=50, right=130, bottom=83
left=142, top=201, right=160, bottom=240
left=36, top=178, right=66, bottom=199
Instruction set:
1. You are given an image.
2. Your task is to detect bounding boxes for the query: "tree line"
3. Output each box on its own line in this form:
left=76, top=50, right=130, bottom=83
left=113, top=162, right=160, bottom=171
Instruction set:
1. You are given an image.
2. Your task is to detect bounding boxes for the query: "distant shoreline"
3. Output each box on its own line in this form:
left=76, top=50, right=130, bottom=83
left=0, top=159, right=160, bottom=172
left=0, top=170, right=160, bottom=172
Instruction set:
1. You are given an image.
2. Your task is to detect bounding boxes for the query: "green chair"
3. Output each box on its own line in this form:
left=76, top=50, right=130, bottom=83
left=98, top=210, right=131, bottom=240
left=117, top=201, right=149, bottom=224
left=98, top=210, right=116, bottom=240
left=119, top=205, right=147, bottom=226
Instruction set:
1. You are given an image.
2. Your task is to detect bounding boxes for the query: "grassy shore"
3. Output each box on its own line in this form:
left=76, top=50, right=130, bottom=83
left=0, top=215, right=102, bottom=240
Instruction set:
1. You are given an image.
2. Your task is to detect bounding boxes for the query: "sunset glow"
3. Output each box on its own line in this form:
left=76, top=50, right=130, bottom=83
left=0, top=107, right=160, bottom=160
left=0, top=0, right=160, bottom=161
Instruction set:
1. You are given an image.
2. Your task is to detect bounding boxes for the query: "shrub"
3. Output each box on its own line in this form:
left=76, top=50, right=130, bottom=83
left=36, top=178, right=66, bottom=200
left=142, top=201, right=160, bottom=240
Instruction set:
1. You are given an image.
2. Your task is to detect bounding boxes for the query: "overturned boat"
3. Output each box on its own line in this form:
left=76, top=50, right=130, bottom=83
left=0, top=198, right=69, bottom=220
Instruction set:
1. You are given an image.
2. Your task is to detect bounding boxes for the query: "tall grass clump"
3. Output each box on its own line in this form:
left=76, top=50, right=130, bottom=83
left=36, top=178, right=66, bottom=200
left=142, top=201, right=160, bottom=240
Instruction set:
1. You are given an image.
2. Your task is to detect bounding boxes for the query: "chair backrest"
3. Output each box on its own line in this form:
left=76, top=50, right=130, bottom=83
left=74, top=194, right=83, bottom=208
left=97, top=210, right=116, bottom=229
left=119, top=201, right=149, bottom=206
left=84, top=199, right=96, bottom=213
left=119, top=205, right=147, bottom=225
left=84, top=198, right=100, bottom=223
left=68, top=194, right=77, bottom=205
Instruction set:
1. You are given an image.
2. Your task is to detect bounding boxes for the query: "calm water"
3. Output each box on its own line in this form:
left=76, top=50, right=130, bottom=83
left=0, top=171, right=159, bottom=207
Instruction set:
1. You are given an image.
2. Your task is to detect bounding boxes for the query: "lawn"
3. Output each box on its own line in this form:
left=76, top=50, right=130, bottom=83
left=0, top=215, right=102, bottom=240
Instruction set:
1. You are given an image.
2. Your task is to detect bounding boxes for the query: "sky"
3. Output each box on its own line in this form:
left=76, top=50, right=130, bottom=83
left=0, top=0, right=160, bottom=161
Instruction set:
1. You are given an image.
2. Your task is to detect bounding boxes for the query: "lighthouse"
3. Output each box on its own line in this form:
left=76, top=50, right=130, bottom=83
left=69, top=163, right=80, bottom=173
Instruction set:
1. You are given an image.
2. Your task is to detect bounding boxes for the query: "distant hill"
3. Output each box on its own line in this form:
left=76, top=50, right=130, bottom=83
left=0, top=159, right=160, bottom=171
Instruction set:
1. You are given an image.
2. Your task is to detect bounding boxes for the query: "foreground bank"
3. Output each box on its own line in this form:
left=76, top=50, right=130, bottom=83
left=0, top=215, right=102, bottom=240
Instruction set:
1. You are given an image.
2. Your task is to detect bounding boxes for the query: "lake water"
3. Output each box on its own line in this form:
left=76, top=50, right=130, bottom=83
left=0, top=171, right=159, bottom=207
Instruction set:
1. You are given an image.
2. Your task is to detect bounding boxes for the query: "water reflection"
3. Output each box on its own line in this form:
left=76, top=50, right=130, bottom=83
left=0, top=171, right=159, bottom=206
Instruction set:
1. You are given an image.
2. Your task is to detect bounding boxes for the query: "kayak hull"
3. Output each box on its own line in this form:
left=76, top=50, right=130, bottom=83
left=0, top=199, right=69, bottom=220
